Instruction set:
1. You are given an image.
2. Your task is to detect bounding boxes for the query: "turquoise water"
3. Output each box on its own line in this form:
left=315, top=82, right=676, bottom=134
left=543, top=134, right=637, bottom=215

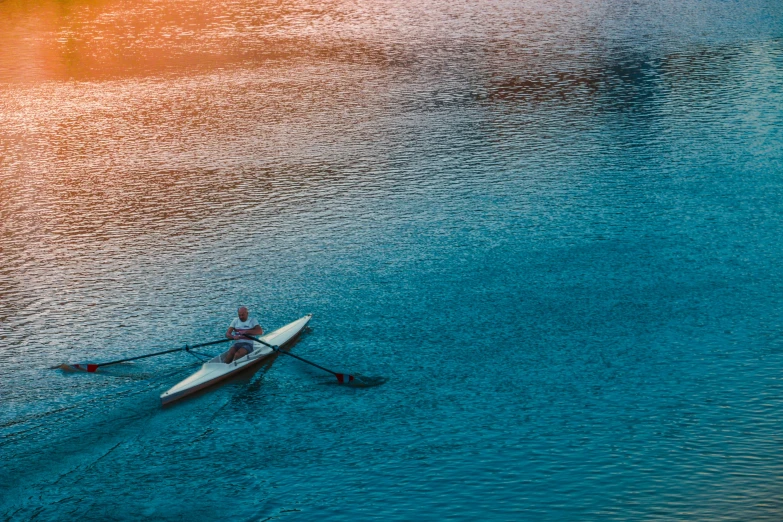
left=2, top=0, right=783, bottom=519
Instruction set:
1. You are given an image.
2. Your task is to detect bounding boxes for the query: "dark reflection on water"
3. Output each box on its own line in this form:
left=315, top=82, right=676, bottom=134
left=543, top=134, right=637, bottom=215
left=2, top=0, right=783, bottom=520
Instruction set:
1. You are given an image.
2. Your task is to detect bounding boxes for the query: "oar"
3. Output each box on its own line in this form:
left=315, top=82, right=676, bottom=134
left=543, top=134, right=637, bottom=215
left=57, top=338, right=234, bottom=373
left=242, top=334, right=357, bottom=384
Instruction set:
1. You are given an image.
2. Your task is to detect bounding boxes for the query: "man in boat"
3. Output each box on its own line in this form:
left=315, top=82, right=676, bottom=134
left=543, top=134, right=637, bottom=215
left=223, top=306, right=264, bottom=363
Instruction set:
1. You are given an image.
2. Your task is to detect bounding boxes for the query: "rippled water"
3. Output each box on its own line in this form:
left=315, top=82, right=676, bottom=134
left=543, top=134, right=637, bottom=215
left=2, top=0, right=783, bottom=519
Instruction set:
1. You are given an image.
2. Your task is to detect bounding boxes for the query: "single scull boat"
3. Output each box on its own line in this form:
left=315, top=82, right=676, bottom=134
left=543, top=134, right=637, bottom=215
left=160, top=314, right=312, bottom=405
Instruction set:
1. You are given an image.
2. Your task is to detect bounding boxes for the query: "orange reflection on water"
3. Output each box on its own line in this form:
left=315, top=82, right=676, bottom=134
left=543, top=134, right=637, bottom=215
left=0, top=0, right=329, bottom=83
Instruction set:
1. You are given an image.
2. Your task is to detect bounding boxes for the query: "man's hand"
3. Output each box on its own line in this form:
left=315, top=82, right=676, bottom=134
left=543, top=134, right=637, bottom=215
left=228, top=326, right=263, bottom=340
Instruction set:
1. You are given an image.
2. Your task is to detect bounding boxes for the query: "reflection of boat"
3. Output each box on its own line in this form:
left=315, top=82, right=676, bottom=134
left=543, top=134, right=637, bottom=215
left=160, top=314, right=312, bottom=405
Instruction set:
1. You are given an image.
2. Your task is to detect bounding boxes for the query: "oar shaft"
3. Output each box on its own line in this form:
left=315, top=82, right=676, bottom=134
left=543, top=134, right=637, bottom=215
left=187, top=338, right=236, bottom=350
left=242, top=335, right=339, bottom=377
left=96, top=347, right=188, bottom=368
left=277, top=350, right=339, bottom=377
left=94, top=338, right=233, bottom=368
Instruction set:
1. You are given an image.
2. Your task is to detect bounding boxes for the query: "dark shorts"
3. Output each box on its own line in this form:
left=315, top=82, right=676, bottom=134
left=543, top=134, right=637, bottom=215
left=233, top=341, right=254, bottom=354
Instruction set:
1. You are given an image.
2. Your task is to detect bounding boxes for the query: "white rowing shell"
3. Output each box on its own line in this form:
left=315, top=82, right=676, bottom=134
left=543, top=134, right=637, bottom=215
left=160, top=314, right=312, bottom=405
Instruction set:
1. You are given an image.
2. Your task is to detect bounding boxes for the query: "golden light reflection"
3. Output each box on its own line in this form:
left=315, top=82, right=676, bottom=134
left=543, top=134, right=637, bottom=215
left=0, top=0, right=329, bottom=83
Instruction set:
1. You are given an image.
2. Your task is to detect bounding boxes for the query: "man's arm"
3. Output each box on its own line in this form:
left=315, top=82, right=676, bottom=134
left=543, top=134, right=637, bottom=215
left=226, top=326, right=236, bottom=339
left=236, top=324, right=263, bottom=337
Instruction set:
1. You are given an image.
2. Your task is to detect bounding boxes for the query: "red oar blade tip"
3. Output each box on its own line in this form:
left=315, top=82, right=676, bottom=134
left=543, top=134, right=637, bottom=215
left=336, top=373, right=354, bottom=384
left=59, top=363, right=99, bottom=373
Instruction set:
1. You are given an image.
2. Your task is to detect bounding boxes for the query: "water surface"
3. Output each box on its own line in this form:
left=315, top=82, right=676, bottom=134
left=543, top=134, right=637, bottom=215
left=2, top=0, right=783, bottom=520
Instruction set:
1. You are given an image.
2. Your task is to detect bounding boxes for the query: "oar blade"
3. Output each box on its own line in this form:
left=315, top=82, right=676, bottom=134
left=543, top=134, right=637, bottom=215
left=335, top=373, right=354, bottom=384
left=57, top=363, right=99, bottom=373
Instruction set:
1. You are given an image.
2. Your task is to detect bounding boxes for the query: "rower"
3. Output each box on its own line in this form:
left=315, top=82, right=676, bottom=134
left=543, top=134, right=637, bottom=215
left=223, top=306, right=263, bottom=363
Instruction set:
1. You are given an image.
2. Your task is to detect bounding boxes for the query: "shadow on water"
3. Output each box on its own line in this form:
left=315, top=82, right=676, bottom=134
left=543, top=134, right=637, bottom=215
left=314, top=374, right=389, bottom=388
left=55, top=362, right=169, bottom=380
left=481, top=38, right=778, bottom=115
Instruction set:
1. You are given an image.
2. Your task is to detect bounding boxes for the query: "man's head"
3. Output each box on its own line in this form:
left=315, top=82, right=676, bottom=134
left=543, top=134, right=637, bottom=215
left=237, top=306, right=249, bottom=321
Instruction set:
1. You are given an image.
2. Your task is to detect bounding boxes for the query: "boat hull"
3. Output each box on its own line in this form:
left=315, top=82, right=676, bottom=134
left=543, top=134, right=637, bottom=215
left=160, top=314, right=312, bottom=405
